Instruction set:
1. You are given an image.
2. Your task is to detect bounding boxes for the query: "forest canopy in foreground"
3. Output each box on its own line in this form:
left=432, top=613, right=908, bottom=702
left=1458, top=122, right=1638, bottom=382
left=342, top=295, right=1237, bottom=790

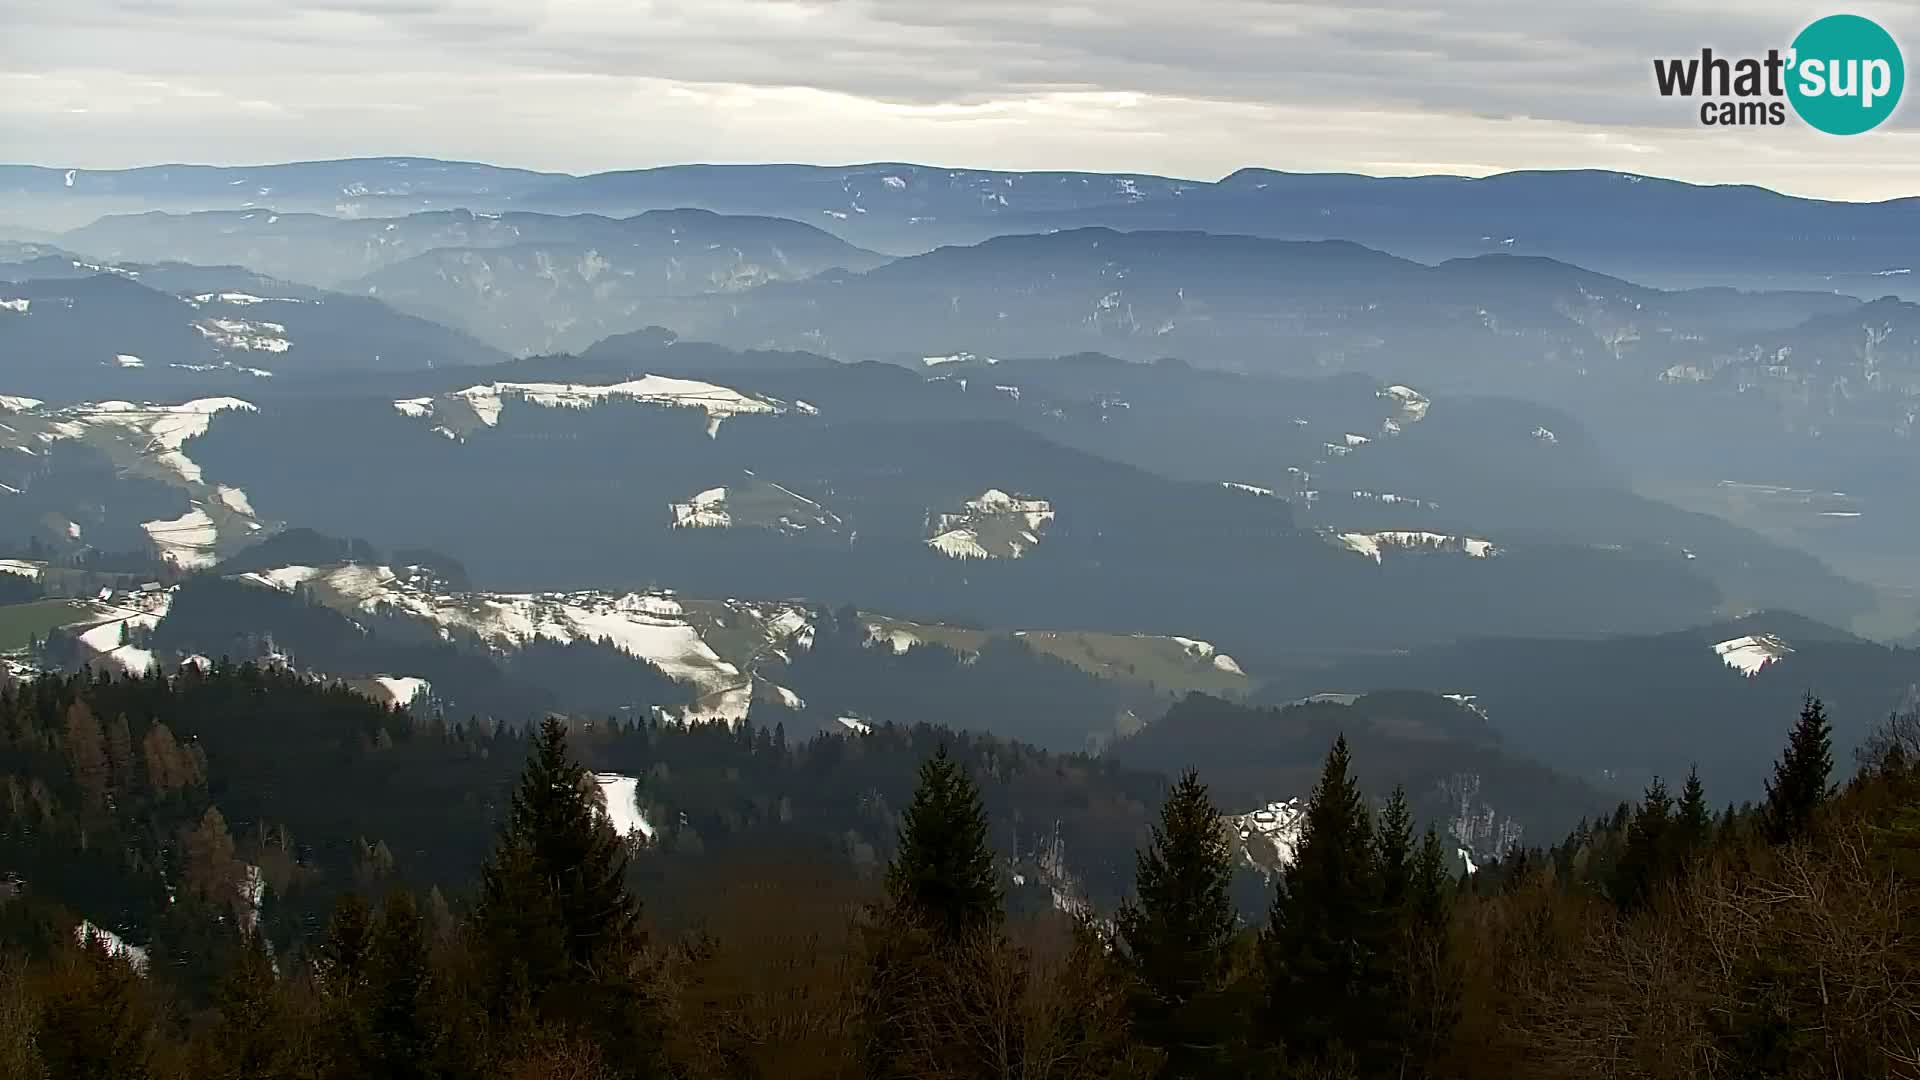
left=0, top=667, right=1914, bottom=1079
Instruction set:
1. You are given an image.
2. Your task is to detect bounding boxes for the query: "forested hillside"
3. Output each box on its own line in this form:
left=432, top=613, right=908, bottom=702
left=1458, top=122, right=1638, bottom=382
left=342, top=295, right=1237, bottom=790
left=0, top=662, right=1910, bottom=1079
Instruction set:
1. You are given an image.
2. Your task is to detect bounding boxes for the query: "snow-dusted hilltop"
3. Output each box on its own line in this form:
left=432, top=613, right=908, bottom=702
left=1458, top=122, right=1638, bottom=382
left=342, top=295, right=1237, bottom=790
left=393, top=375, right=809, bottom=440
left=1333, top=530, right=1498, bottom=564
left=1714, top=633, right=1793, bottom=677
left=0, top=397, right=267, bottom=568
left=233, top=562, right=817, bottom=727
left=669, top=473, right=843, bottom=535
left=927, top=489, right=1054, bottom=560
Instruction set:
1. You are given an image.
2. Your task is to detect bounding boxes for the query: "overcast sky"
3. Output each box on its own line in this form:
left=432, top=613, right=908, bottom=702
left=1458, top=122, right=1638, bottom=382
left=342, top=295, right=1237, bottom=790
left=2, top=0, right=1917, bottom=200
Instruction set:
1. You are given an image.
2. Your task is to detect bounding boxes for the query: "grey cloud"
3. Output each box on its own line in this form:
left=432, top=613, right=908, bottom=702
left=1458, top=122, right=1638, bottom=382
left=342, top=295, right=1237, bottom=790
left=1, top=0, right=1915, bottom=197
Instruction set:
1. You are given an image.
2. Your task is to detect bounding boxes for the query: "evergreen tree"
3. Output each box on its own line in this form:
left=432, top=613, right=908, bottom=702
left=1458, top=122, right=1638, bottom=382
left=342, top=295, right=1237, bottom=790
left=1763, top=695, right=1834, bottom=844
left=1407, top=827, right=1459, bottom=1073
left=318, top=892, right=374, bottom=996
left=203, top=929, right=302, bottom=1080
left=368, top=890, right=440, bottom=1080
left=36, top=934, right=162, bottom=1080
left=1365, top=785, right=1419, bottom=1074
left=1676, top=766, right=1712, bottom=858
left=473, top=716, right=654, bottom=1074
left=318, top=893, right=376, bottom=1078
left=1613, top=777, right=1673, bottom=912
left=861, top=746, right=1010, bottom=1080
left=882, top=744, right=1002, bottom=938
left=1115, top=769, right=1241, bottom=1078
left=1258, top=735, right=1387, bottom=1073
left=1374, top=786, right=1414, bottom=914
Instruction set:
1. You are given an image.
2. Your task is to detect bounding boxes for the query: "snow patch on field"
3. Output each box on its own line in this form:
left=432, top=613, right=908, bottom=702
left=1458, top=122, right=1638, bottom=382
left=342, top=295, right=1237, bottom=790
left=114, top=354, right=144, bottom=368
left=928, top=528, right=991, bottom=559
left=868, top=624, right=922, bottom=654
left=928, top=489, right=1055, bottom=560
left=0, top=299, right=29, bottom=314
left=593, top=773, right=654, bottom=839
left=370, top=676, right=430, bottom=707
left=215, top=485, right=256, bottom=515
left=142, top=508, right=220, bottom=569
left=196, top=318, right=291, bottom=352
left=236, top=564, right=322, bottom=592
left=923, top=352, right=994, bottom=367
left=1713, top=634, right=1793, bottom=677
left=1380, top=384, right=1430, bottom=422
left=0, top=396, right=43, bottom=412
left=46, top=397, right=256, bottom=485
left=74, top=588, right=173, bottom=675
left=1335, top=531, right=1497, bottom=564
left=1532, top=426, right=1559, bottom=444
left=397, top=377, right=796, bottom=440
left=1351, top=490, right=1436, bottom=509
left=1165, top=636, right=1248, bottom=676
left=669, top=477, right=841, bottom=535
left=1221, top=482, right=1276, bottom=497
left=261, top=565, right=742, bottom=693
left=1231, top=798, right=1308, bottom=879
left=670, top=487, right=732, bottom=529
left=190, top=292, right=305, bottom=306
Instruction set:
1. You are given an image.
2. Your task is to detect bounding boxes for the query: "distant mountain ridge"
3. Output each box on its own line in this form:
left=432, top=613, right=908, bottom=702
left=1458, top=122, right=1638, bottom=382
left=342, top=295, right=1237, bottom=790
left=7, top=156, right=1918, bottom=295
left=0, top=252, right=505, bottom=400
left=61, top=207, right=890, bottom=354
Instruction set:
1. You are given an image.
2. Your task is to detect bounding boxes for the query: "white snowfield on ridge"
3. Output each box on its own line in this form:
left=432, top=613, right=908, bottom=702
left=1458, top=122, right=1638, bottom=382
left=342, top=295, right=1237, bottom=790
left=1170, top=635, right=1247, bottom=675
left=1713, top=633, right=1793, bottom=677
left=0, top=397, right=267, bottom=569
left=393, top=374, right=815, bottom=439
left=232, top=563, right=817, bottom=723
left=1334, top=530, right=1498, bottom=564
left=927, top=488, right=1055, bottom=560
left=37, top=397, right=257, bottom=486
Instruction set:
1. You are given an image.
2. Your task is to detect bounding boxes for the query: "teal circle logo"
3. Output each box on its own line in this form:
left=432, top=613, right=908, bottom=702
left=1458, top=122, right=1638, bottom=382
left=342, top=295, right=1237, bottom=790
left=1788, top=14, right=1904, bottom=134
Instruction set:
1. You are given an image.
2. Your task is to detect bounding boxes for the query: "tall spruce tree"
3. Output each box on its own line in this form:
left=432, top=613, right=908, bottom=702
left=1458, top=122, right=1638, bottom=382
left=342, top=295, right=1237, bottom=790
left=204, top=929, right=302, bottom=1080
left=1613, top=777, right=1674, bottom=912
left=862, top=745, right=1011, bottom=1080
left=368, top=890, right=439, bottom=1080
left=1258, top=735, right=1388, bottom=1073
left=1677, top=766, right=1712, bottom=858
left=473, top=716, right=654, bottom=1073
left=37, top=934, right=164, bottom=1080
left=318, top=893, right=376, bottom=1072
left=1375, top=786, right=1414, bottom=915
left=1407, top=827, right=1459, bottom=1073
left=1115, top=769, right=1242, bottom=1079
left=882, top=744, right=1002, bottom=937
left=1763, top=695, right=1835, bottom=844
left=1371, top=787, right=1417, bottom=1063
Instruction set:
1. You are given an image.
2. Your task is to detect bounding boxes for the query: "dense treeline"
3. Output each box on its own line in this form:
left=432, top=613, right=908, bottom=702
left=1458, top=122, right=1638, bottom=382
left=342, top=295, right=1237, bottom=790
left=0, top=665, right=1913, bottom=1078
left=0, top=666, right=1169, bottom=940
left=1110, top=690, right=1611, bottom=853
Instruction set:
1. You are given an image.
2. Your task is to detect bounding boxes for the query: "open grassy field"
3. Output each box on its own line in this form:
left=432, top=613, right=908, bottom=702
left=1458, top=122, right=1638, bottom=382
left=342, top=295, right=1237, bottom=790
left=0, top=599, right=104, bottom=651
left=864, top=615, right=1252, bottom=696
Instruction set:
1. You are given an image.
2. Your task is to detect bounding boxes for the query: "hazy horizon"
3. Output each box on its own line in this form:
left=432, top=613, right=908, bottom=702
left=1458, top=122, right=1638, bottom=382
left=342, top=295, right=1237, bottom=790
left=7, top=153, right=1918, bottom=207
left=5, top=0, right=1917, bottom=203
